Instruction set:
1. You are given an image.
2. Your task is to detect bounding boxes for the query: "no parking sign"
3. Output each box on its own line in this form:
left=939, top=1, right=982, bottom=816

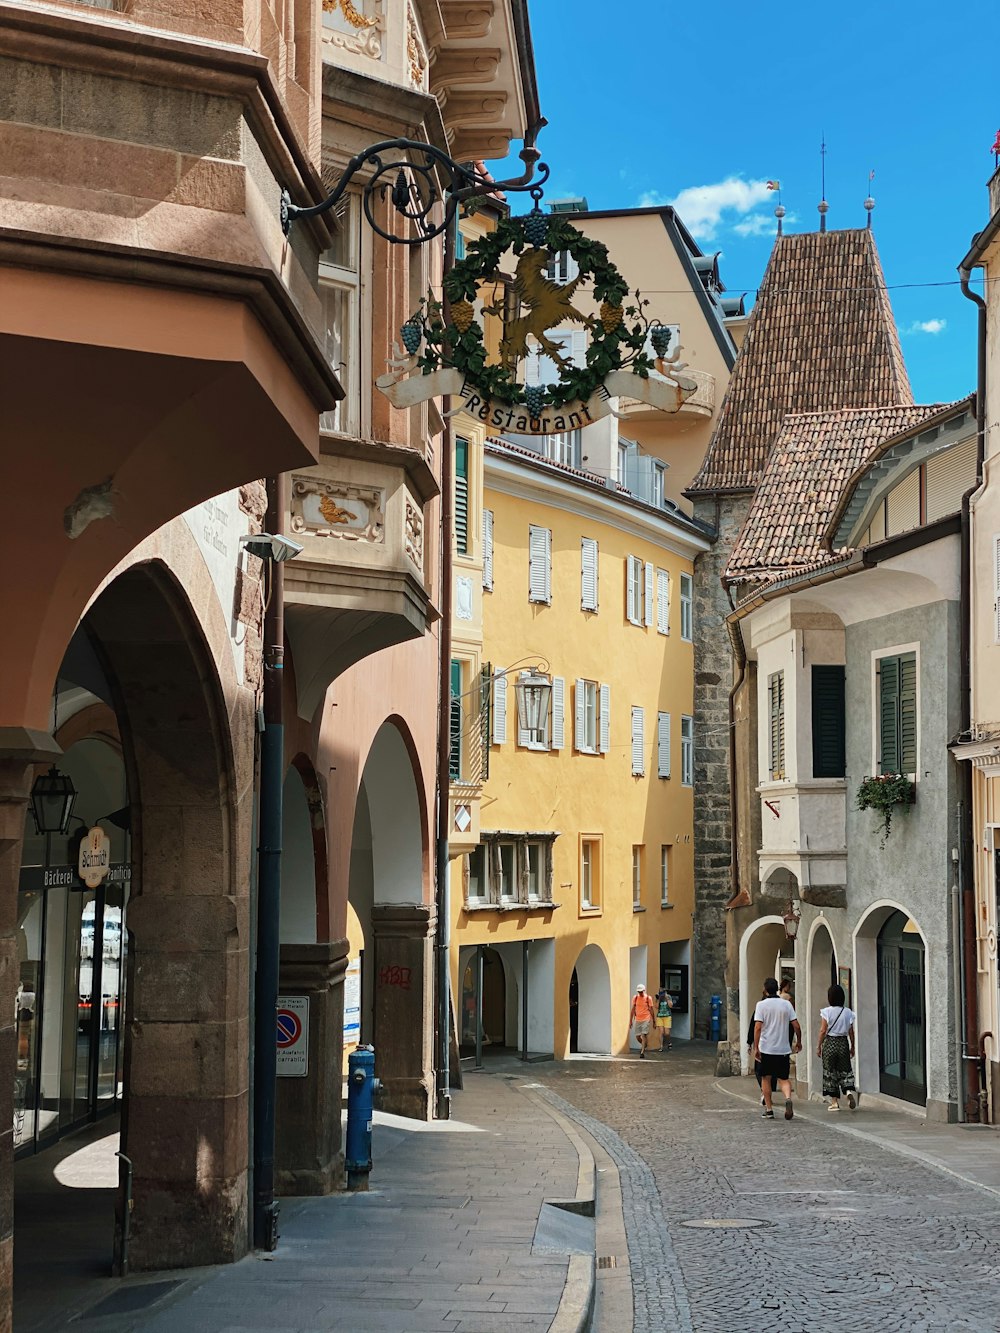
left=276, top=996, right=309, bottom=1077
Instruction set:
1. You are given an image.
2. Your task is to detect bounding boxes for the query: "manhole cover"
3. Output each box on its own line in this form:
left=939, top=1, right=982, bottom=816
left=681, top=1218, right=767, bottom=1229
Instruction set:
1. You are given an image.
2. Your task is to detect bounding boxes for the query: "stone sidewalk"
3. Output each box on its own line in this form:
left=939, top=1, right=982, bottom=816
left=30, top=1072, right=595, bottom=1333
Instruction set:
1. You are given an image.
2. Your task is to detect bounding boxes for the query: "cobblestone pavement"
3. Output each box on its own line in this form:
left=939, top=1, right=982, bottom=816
left=523, top=1046, right=1000, bottom=1333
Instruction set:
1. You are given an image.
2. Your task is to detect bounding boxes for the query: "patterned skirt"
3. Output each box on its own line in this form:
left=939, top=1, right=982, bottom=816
left=822, top=1034, right=856, bottom=1098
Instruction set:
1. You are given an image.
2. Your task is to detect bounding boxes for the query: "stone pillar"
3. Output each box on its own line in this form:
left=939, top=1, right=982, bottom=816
left=371, top=903, right=434, bottom=1120
left=275, top=939, right=349, bottom=1196
left=0, top=734, right=57, bottom=1333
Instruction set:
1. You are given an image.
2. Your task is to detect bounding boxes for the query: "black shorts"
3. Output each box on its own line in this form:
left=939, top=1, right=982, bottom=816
left=758, top=1052, right=791, bottom=1082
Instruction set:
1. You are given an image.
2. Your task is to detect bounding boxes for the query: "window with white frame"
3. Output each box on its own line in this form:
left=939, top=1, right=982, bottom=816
left=656, top=569, right=670, bottom=634
left=319, top=198, right=361, bottom=437
left=545, top=430, right=581, bottom=468
left=680, top=572, right=694, bottom=641
left=529, top=525, right=552, bottom=604
left=545, top=249, right=579, bottom=285
left=681, top=714, right=694, bottom=786
left=652, top=462, right=665, bottom=509
left=660, top=845, right=670, bottom=905
left=524, top=329, right=586, bottom=390
left=618, top=443, right=629, bottom=487
left=632, top=845, right=643, bottom=908
left=574, top=680, right=610, bottom=754
left=581, top=537, right=599, bottom=612
left=626, top=555, right=644, bottom=625
left=657, top=711, right=671, bottom=778
left=581, top=838, right=600, bottom=909
left=467, top=835, right=556, bottom=906
left=631, top=705, right=645, bottom=776
left=516, top=673, right=565, bottom=752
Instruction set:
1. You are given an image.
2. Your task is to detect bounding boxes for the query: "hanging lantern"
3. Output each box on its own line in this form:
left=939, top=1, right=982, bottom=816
left=783, top=900, right=801, bottom=941
left=514, top=670, right=551, bottom=737
left=29, top=766, right=77, bottom=836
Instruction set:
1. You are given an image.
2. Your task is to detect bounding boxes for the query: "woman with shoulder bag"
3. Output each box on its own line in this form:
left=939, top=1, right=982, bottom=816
left=817, top=983, right=858, bottom=1112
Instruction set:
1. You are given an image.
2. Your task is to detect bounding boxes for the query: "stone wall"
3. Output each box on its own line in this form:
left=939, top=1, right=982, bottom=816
left=690, top=494, right=751, bottom=1038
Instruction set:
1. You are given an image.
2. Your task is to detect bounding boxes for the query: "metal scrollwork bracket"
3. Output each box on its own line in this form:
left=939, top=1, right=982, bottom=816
left=280, top=120, right=550, bottom=246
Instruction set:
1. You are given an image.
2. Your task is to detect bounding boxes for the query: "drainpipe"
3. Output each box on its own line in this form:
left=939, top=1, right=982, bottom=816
left=253, top=473, right=287, bottom=1246
left=725, top=590, right=748, bottom=907
left=434, top=213, right=456, bottom=1120
left=957, top=264, right=987, bottom=1121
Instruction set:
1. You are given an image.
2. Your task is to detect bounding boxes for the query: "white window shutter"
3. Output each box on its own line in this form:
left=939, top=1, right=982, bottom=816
left=524, top=343, right=541, bottom=386
left=581, top=538, right=598, bottom=611
left=569, top=329, right=587, bottom=367
left=529, top=525, right=551, bottom=604
left=493, top=669, right=507, bottom=744
left=626, top=556, right=637, bottom=624
left=599, top=683, right=611, bottom=753
left=657, top=569, right=670, bottom=634
left=644, top=562, right=654, bottom=626
left=631, top=706, right=645, bottom=776
left=483, top=509, right=494, bottom=591
left=658, top=711, right=671, bottom=778
left=574, top=679, right=586, bottom=751
left=551, top=676, right=565, bottom=750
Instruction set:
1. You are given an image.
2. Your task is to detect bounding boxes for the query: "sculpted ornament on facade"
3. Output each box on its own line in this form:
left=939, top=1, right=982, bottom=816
left=321, top=0, right=383, bottom=59
left=290, top=476, right=385, bottom=543
left=377, top=207, right=699, bottom=431
left=406, top=3, right=428, bottom=89
left=404, top=495, right=424, bottom=571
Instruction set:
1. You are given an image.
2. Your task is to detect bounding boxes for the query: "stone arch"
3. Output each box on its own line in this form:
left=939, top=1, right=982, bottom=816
left=853, top=901, right=929, bottom=1108
left=739, top=915, right=789, bottom=1075
left=280, top=755, right=329, bottom=945
left=571, top=944, right=612, bottom=1055
left=805, top=918, right=838, bottom=1098
left=82, top=558, right=247, bottom=1272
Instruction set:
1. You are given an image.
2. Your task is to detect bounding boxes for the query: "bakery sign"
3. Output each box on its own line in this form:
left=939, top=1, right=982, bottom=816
left=78, top=825, right=112, bottom=889
left=376, top=208, right=697, bottom=430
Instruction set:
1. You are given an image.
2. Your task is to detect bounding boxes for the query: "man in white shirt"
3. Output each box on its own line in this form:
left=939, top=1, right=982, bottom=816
left=753, top=976, right=802, bottom=1120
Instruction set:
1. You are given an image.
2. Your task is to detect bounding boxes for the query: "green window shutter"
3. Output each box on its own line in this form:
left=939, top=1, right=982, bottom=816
left=811, top=665, right=845, bottom=778
left=449, top=659, right=462, bottom=780
left=455, top=437, right=469, bottom=555
left=878, top=655, right=901, bottom=774
left=768, top=672, right=784, bottom=779
left=899, top=652, right=917, bottom=774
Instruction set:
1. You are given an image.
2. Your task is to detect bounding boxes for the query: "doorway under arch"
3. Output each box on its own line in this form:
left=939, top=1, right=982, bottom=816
left=280, top=758, right=328, bottom=946
left=854, top=903, right=928, bottom=1108
left=806, top=921, right=837, bottom=1097
left=739, top=916, right=792, bottom=1074
left=571, top=944, right=611, bottom=1055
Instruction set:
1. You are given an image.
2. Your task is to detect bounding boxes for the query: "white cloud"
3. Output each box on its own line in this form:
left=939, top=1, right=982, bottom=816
left=732, top=211, right=796, bottom=238
left=666, top=177, right=772, bottom=241
left=907, top=318, right=947, bottom=335
left=637, top=190, right=669, bottom=208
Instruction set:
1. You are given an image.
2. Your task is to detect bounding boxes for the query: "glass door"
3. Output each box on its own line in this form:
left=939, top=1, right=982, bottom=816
left=877, top=910, right=926, bottom=1104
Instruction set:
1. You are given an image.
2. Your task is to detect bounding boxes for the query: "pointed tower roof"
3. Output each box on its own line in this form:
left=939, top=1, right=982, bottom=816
left=686, top=228, right=912, bottom=496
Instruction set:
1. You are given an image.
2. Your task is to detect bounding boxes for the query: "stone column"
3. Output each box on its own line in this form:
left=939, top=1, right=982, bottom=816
left=371, top=903, right=434, bottom=1120
left=275, top=939, right=349, bottom=1195
left=0, top=733, right=57, bottom=1333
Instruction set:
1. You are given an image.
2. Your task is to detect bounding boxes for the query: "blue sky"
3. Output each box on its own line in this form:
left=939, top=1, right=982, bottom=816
left=488, top=0, right=995, bottom=406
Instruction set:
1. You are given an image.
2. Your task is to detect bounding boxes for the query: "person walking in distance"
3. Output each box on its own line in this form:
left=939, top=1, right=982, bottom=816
left=630, top=983, right=656, bottom=1058
left=817, top=983, right=858, bottom=1112
left=753, top=976, right=802, bottom=1120
left=655, top=988, right=674, bottom=1052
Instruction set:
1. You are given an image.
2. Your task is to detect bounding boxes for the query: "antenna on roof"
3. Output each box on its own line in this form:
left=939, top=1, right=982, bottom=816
left=766, top=179, right=784, bottom=236
left=864, top=168, right=875, bottom=230
left=818, top=134, right=829, bottom=232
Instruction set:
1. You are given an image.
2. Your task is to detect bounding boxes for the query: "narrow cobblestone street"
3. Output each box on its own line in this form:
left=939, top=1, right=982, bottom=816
left=523, top=1047, right=1000, bottom=1333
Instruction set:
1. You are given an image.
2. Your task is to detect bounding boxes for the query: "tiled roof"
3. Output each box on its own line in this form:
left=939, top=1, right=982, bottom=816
left=724, top=405, right=946, bottom=584
left=687, top=229, right=912, bottom=495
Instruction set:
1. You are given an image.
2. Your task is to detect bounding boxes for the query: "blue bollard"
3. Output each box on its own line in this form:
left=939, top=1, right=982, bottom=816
left=345, top=1045, right=381, bottom=1191
left=709, top=994, right=722, bottom=1043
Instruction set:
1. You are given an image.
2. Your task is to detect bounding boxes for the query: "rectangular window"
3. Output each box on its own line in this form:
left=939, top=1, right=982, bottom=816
left=656, top=569, right=670, bottom=634
left=455, top=437, right=469, bottom=555
left=474, top=835, right=554, bottom=906
left=525, top=842, right=541, bottom=900
left=632, top=846, right=643, bottom=908
left=657, top=711, right=671, bottom=778
left=631, top=705, right=645, bottom=776
left=545, top=249, right=579, bottom=285
left=877, top=651, right=917, bottom=775
left=467, top=845, right=486, bottom=901
left=529, top=525, right=552, bottom=604
left=497, top=842, right=517, bottom=901
left=812, top=665, right=846, bottom=778
left=449, top=659, right=463, bottom=780
left=575, top=680, right=600, bottom=752
left=319, top=200, right=360, bottom=437
left=618, top=443, right=629, bottom=487
left=482, top=509, right=494, bottom=591
left=660, top=846, right=671, bottom=906
left=581, top=839, right=600, bottom=909
left=681, top=714, right=694, bottom=786
left=581, top=537, right=599, bottom=612
left=680, top=573, right=694, bottom=641
left=768, top=671, right=785, bottom=781
left=626, top=555, right=644, bottom=625
left=652, top=463, right=665, bottom=509
left=546, top=430, right=581, bottom=468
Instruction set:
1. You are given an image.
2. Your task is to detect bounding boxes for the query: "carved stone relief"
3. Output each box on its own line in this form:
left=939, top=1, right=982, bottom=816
left=406, top=2, right=428, bottom=89
left=404, top=495, right=424, bottom=571
left=290, top=475, right=385, bottom=544
left=321, top=0, right=384, bottom=60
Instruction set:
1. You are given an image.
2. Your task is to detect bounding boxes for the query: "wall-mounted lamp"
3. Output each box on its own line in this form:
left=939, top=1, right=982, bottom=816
left=783, top=900, right=801, bottom=941
left=514, top=669, right=552, bottom=736
left=29, top=766, right=77, bottom=836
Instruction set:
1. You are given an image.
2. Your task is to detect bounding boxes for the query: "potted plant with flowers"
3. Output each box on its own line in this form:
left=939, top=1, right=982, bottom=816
left=855, top=772, right=915, bottom=848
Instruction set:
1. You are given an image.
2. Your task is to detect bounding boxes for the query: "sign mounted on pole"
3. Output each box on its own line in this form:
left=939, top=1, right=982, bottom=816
left=276, top=995, right=309, bottom=1077
left=78, top=826, right=112, bottom=889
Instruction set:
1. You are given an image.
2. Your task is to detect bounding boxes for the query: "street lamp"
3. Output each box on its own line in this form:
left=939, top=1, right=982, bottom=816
left=783, top=900, right=801, bottom=941
left=29, top=766, right=77, bottom=837
left=514, top=670, right=552, bottom=736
